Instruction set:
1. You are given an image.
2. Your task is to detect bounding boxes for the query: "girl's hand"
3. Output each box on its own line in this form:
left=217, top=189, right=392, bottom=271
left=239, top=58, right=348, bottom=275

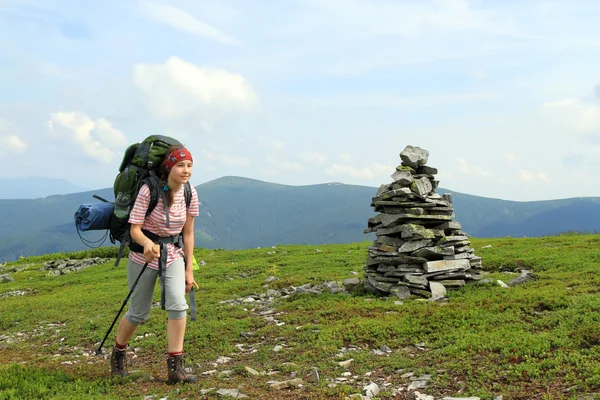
left=143, top=242, right=160, bottom=263
left=185, top=270, right=199, bottom=293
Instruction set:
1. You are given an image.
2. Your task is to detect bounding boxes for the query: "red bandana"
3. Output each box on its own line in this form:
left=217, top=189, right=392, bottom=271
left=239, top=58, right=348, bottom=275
left=162, top=147, right=193, bottom=173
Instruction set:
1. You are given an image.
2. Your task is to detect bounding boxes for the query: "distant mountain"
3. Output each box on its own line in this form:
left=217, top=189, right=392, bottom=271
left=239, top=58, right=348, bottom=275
left=0, top=175, right=598, bottom=261
left=0, top=177, right=90, bottom=199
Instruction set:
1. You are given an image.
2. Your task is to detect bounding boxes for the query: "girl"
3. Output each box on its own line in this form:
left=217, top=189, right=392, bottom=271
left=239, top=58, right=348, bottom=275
left=110, top=145, right=199, bottom=384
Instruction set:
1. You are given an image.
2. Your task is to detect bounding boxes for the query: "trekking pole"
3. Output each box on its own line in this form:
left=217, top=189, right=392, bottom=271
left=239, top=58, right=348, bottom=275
left=95, top=261, right=149, bottom=355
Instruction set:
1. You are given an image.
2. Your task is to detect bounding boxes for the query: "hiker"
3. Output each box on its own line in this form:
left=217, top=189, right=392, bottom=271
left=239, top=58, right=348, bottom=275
left=109, top=145, right=200, bottom=384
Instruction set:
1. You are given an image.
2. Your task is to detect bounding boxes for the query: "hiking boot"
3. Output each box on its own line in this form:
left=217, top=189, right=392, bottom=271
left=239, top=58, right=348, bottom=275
left=166, top=354, right=197, bottom=384
left=110, top=346, right=128, bottom=377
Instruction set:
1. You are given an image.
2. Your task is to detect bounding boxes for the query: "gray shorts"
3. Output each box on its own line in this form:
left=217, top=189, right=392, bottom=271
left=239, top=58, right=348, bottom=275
left=124, top=257, right=188, bottom=325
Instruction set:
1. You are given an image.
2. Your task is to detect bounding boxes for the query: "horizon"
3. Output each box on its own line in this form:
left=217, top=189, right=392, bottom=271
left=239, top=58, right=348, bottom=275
left=2, top=174, right=600, bottom=204
left=2, top=1, right=600, bottom=202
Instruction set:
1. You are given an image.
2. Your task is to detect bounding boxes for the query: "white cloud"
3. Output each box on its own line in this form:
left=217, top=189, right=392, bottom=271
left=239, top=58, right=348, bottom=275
left=138, top=0, right=239, bottom=45
left=297, top=151, right=327, bottom=164
left=326, top=163, right=393, bottom=179
left=133, top=56, right=260, bottom=122
left=519, top=169, right=552, bottom=183
left=504, top=153, right=517, bottom=164
left=296, top=0, right=517, bottom=38
left=0, top=135, right=28, bottom=156
left=338, top=153, right=352, bottom=162
left=201, top=149, right=250, bottom=167
left=259, top=137, right=285, bottom=151
left=47, top=112, right=127, bottom=163
left=266, top=157, right=304, bottom=172
left=454, top=157, right=493, bottom=177
left=542, top=98, right=600, bottom=134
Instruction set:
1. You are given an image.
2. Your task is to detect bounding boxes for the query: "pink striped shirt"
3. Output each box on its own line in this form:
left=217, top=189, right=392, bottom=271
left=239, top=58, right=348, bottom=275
left=128, top=183, right=199, bottom=270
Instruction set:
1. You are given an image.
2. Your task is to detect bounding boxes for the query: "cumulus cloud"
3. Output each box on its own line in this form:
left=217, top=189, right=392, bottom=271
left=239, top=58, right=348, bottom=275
left=453, top=157, right=493, bottom=177
left=266, top=157, right=304, bottom=172
left=133, top=56, right=260, bottom=122
left=47, top=111, right=127, bottom=163
left=201, top=150, right=251, bottom=167
left=542, top=98, right=600, bottom=134
left=297, top=0, right=517, bottom=38
left=0, top=135, right=28, bottom=156
left=338, top=153, right=352, bottom=162
left=326, top=163, right=392, bottom=179
left=259, top=137, right=285, bottom=151
left=138, top=0, right=239, bottom=45
left=297, top=151, right=327, bottom=164
left=504, top=153, right=517, bottom=164
left=519, top=169, right=552, bottom=183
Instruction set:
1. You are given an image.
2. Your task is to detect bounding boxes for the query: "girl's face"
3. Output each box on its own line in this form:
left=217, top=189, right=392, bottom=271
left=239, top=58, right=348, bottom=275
left=168, top=160, right=193, bottom=185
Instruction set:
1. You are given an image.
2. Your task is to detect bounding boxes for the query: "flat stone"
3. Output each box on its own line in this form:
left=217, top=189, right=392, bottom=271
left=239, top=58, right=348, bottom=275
left=404, top=275, right=429, bottom=286
left=434, top=279, right=465, bottom=288
left=435, top=221, right=462, bottom=230
left=412, top=246, right=455, bottom=258
left=417, top=165, right=438, bottom=175
left=270, top=378, right=303, bottom=390
left=443, top=252, right=473, bottom=260
left=390, top=285, right=411, bottom=300
left=377, top=236, right=406, bottom=247
left=423, top=259, right=471, bottom=273
left=399, top=239, right=432, bottom=253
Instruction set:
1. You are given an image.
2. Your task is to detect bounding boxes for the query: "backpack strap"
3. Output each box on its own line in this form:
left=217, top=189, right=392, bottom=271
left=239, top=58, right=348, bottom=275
left=184, top=181, right=192, bottom=209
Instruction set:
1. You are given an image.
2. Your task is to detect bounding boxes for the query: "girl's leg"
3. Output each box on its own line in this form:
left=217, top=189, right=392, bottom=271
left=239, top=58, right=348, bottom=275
left=163, top=257, right=188, bottom=351
left=163, top=257, right=196, bottom=384
left=110, top=258, right=157, bottom=376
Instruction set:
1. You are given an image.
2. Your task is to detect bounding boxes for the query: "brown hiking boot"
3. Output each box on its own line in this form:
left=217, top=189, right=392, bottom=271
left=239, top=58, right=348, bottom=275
left=166, top=354, right=197, bottom=384
left=110, top=346, right=128, bottom=377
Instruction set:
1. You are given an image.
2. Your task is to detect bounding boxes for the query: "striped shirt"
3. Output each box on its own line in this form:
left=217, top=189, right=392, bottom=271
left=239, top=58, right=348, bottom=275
left=128, top=183, right=199, bottom=270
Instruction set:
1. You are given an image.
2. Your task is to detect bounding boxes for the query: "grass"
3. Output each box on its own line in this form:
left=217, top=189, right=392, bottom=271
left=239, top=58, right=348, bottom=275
left=1, top=234, right=600, bottom=399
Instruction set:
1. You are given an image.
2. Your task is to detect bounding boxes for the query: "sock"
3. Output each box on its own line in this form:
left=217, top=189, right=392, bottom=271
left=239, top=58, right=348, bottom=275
left=168, top=351, right=183, bottom=357
left=115, top=340, right=127, bottom=350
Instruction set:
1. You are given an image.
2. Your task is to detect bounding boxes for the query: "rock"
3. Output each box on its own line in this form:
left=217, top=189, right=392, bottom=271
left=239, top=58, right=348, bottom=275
left=508, top=270, right=536, bottom=287
left=363, top=382, right=380, bottom=398
left=391, top=170, right=414, bottom=185
left=408, top=380, right=428, bottom=390
left=497, top=280, right=510, bottom=288
left=0, top=274, right=14, bottom=283
left=410, top=177, right=433, bottom=196
left=269, top=378, right=303, bottom=390
left=342, top=278, right=361, bottom=291
left=429, top=281, right=446, bottom=299
left=400, top=145, right=429, bottom=168
left=338, top=359, right=354, bottom=367
left=216, top=388, right=248, bottom=398
left=441, top=397, right=481, bottom=400
left=305, top=367, right=319, bottom=383
left=244, top=366, right=260, bottom=376
left=390, top=285, right=411, bottom=300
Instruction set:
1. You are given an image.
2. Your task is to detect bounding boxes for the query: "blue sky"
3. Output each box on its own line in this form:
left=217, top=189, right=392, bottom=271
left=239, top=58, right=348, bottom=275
left=1, top=0, right=600, bottom=201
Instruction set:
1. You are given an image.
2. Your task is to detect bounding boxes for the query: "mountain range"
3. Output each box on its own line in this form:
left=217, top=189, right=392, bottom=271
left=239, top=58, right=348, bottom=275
left=0, top=175, right=598, bottom=262
left=0, top=177, right=90, bottom=199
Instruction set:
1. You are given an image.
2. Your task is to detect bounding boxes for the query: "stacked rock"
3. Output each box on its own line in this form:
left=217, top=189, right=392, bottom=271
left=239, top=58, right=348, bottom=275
left=363, top=145, right=483, bottom=299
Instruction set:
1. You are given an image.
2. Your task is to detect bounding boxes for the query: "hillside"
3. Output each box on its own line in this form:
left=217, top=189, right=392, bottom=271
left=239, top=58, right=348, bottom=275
left=2, top=235, right=600, bottom=399
left=0, top=176, right=598, bottom=261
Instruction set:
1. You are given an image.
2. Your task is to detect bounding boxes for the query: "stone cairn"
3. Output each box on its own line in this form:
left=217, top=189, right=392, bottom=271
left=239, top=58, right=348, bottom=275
left=363, top=145, right=482, bottom=299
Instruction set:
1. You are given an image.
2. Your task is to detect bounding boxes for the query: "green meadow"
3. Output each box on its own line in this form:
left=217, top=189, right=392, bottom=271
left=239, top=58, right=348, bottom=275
left=2, top=234, right=600, bottom=399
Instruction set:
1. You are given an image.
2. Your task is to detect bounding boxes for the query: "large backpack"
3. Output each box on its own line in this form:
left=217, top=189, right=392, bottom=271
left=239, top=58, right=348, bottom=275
left=109, top=135, right=192, bottom=266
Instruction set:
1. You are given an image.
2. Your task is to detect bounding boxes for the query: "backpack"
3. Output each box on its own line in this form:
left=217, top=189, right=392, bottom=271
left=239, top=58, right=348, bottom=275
left=109, top=135, right=192, bottom=266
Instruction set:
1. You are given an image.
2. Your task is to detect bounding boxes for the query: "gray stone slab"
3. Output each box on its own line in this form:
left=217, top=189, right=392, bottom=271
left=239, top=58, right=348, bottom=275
left=423, top=259, right=471, bottom=273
